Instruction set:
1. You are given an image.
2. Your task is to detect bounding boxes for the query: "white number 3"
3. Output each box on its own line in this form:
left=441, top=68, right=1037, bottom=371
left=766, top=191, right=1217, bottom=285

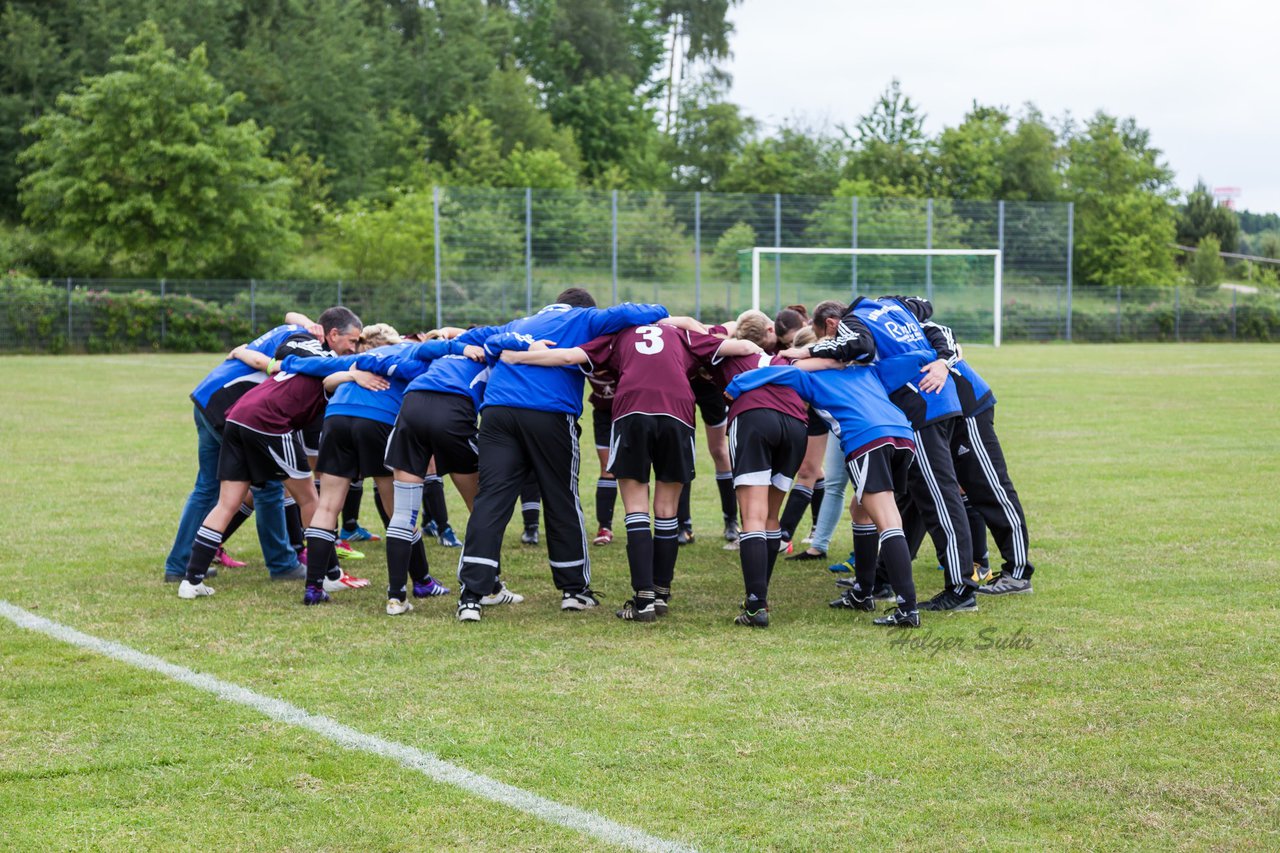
left=634, top=325, right=665, bottom=355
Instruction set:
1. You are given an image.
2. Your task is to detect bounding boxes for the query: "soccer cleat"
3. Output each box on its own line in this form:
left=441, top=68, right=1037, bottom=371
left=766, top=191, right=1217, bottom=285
left=977, top=575, right=1032, bottom=596
left=177, top=580, right=214, bottom=599
left=592, top=526, right=614, bottom=546
left=214, top=547, right=246, bottom=568
left=335, top=540, right=365, bottom=560
left=521, top=526, right=539, bottom=545
left=786, top=548, right=828, bottom=562
left=872, top=608, right=920, bottom=628
left=921, top=588, right=978, bottom=612
left=616, top=598, right=657, bottom=623
left=722, top=539, right=740, bottom=551
left=423, top=519, right=439, bottom=538
left=413, top=577, right=451, bottom=598
left=386, top=598, right=414, bottom=616
left=270, top=564, right=307, bottom=580
left=302, top=585, right=331, bottom=606
left=560, top=588, right=601, bottom=610
left=437, top=525, right=462, bottom=548
left=780, top=539, right=794, bottom=555
left=652, top=598, right=669, bottom=616
left=342, top=526, right=380, bottom=543
left=871, top=583, right=897, bottom=601
left=733, top=605, right=769, bottom=628
left=323, top=572, right=370, bottom=592
left=723, top=519, right=740, bottom=542
left=457, top=601, right=482, bottom=622
left=677, top=527, right=695, bottom=546
left=972, top=562, right=992, bottom=584
left=479, top=581, right=524, bottom=606
left=829, top=588, right=875, bottom=611
left=828, top=553, right=854, bottom=574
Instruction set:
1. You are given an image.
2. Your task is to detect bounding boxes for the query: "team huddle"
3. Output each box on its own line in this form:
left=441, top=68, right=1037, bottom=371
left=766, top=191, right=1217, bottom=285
left=165, top=286, right=1035, bottom=628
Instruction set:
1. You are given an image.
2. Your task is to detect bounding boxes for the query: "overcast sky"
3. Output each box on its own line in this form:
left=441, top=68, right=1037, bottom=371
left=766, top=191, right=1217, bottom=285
left=723, top=0, right=1279, bottom=214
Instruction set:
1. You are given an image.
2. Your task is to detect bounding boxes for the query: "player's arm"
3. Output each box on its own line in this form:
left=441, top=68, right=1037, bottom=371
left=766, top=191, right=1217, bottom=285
left=321, top=368, right=389, bottom=393
left=792, top=357, right=846, bottom=372
left=228, top=344, right=271, bottom=371
left=589, top=302, right=669, bottom=337
left=724, top=365, right=812, bottom=403
left=784, top=316, right=876, bottom=364
left=658, top=315, right=709, bottom=334
left=712, top=337, right=764, bottom=359
left=500, top=346, right=588, bottom=367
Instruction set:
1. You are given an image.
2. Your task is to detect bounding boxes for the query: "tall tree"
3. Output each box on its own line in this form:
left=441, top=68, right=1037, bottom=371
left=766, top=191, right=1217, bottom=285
left=1177, top=180, right=1239, bottom=253
left=842, top=79, right=930, bottom=196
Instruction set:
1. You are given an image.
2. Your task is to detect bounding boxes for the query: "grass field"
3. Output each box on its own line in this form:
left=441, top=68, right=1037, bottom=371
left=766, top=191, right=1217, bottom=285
left=2, top=345, right=1278, bottom=851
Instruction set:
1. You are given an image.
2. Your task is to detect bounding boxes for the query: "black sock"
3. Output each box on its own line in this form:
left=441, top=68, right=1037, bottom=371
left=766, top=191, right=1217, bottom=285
left=185, top=526, right=223, bottom=584
left=284, top=497, right=304, bottom=556
left=962, top=493, right=989, bottom=568
left=424, top=475, right=449, bottom=528
left=596, top=478, right=617, bottom=529
left=852, top=523, right=879, bottom=595
left=305, top=527, right=336, bottom=585
left=624, top=512, right=654, bottom=596
left=408, top=530, right=429, bottom=584
left=765, top=528, right=782, bottom=581
left=779, top=484, right=813, bottom=541
left=386, top=480, right=422, bottom=599
left=653, top=515, right=680, bottom=590
left=521, top=480, right=540, bottom=530
left=810, top=479, right=825, bottom=525
left=341, top=480, right=363, bottom=535
left=677, top=482, right=693, bottom=530
left=739, top=530, right=768, bottom=609
left=373, top=488, right=391, bottom=528
left=879, top=528, right=916, bottom=611
left=715, top=471, right=736, bottom=523
left=222, top=502, right=253, bottom=544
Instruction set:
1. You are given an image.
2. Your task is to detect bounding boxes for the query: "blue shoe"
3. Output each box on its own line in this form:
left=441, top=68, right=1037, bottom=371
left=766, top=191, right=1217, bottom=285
left=413, top=577, right=451, bottom=598
left=827, top=552, right=855, bottom=574
left=437, top=525, right=462, bottom=548
left=302, top=584, right=331, bottom=606
left=424, top=520, right=439, bottom=538
left=342, top=525, right=380, bottom=543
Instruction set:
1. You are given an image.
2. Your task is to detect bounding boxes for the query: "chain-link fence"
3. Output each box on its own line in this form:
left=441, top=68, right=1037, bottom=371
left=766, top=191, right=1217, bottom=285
left=2, top=188, right=1276, bottom=352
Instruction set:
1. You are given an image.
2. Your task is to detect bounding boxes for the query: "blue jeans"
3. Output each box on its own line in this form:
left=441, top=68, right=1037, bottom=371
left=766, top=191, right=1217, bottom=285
left=164, top=406, right=296, bottom=576
left=809, top=434, right=850, bottom=554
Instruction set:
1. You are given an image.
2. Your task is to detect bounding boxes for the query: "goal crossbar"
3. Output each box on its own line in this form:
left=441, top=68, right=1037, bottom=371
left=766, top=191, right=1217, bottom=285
left=743, top=247, right=1004, bottom=347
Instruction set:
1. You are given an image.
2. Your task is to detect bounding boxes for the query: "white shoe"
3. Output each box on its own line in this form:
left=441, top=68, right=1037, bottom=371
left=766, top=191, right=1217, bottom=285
left=178, top=580, right=214, bottom=599
left=480, top=581, right=524, bottom=606
left=386, top=598, right=414, bottom=616
left=323, top=572, right=370, bottom=592
left=457, top=601, right=482, bottom=622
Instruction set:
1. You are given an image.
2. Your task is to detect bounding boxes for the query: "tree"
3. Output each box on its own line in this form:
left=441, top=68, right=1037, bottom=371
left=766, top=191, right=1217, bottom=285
left=842, top=79, right=930, bottom=196
left=667, top=77, right=755, bottom=190
left=712, top=221, right=755, bottom=280
left=1187, top=235, right=1224, bottom=287
left=18, top=22, right=296, bottom=278
left=720, top=124, right=842, bottom=195
left=1177, top=180, right=1239, bottom=253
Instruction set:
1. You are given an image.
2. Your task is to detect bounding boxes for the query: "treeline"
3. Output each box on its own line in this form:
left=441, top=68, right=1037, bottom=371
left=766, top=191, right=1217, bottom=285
left=0, top=0, right=1270, bottom=289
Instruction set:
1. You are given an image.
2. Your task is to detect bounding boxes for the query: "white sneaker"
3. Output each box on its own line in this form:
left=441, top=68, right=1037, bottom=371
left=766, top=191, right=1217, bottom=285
left=457, top=601, right=482, bottom=622
left=177, top=580, right=214, bottom=599
left=323, top=572, right=370, bottom=593
left=386, top=598, right=414, bottom=616
left=560, top=588, right=600, bottom=610
left=479, top=581, right=524, bottom=606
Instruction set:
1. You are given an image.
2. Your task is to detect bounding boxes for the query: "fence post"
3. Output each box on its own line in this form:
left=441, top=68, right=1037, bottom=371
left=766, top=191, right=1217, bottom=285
left=250, top=279, right=256, bottom=331
left=1115, top=284, right=1121, bottom=340
left=1175, top=286, right=1181, bottom=341
left=925, top=198, right=934, bottom=301
left=433, top=186, right=442, bottom=329
left=851, top=196, right=859, bottom=297
left=66, top=277, right=72, bottom=345
left=1066, top=202, right=1075, bottom=341
left=1232, top=287, right=1237, bottom=340
left=337, top=280, right=342, bottom=306
left=525, top=187, right=533, bottom=315
left=160, top=278, right=166, bottom=343
left=694, top=191, right=702, bottom=320
left=774, top=192, right=782, bottom=313
left=611, top=190, right=618, bottom=304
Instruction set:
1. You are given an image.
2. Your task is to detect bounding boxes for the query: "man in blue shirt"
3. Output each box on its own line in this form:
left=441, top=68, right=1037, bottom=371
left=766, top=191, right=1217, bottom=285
left=454, top=288, right=668, bottom=622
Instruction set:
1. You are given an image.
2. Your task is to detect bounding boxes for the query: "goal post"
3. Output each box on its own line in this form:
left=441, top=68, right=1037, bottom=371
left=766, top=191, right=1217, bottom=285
left=745, top=247, right=1004, bottom=347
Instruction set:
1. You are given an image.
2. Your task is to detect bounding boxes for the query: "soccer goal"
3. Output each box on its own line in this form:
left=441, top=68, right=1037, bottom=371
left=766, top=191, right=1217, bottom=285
left=741, top=247, right=1004, bottom=346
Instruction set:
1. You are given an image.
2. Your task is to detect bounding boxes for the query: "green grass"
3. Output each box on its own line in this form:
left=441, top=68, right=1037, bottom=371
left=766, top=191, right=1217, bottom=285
left=1, top=345, right=1278, bottom=851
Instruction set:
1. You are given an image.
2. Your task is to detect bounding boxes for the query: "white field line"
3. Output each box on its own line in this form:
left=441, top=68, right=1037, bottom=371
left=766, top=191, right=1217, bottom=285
left=0, top=601, right=698, bottom=853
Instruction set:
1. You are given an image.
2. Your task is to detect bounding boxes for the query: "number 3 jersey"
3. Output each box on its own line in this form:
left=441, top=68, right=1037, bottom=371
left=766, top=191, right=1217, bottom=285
left=578, top=325, right=727, bottom=427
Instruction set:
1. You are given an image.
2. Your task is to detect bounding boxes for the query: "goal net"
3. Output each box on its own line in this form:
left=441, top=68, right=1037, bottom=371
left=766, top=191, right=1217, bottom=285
left=738, top=247, right=1004, bottom=346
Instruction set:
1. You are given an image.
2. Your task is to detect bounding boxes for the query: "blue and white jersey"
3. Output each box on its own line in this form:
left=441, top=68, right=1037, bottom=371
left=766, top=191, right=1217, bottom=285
left=726, top=365, right=914, bottom=458
left=324, top=342, right=436, bottom=427
left=404, top=325, right=513, bottom=410
left=920, top=318, right=996, bottom=417
left=190, top=323, right=311, bottom=430
left=480, top=302, right=668, bottom=416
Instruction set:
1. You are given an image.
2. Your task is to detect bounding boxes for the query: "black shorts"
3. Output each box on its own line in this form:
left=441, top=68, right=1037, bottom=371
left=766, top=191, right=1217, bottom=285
left=727, top=408, right=807, bottom=490
left=300, top=412, right=324, bottom=457
left=806, top=406, right=830, bottom=437
left=385, top=391, right=478, bottom=476
left=693, top=378, right=728, bottom=428
left=317, top=415, right=393, bottom=480
left=592, top=406, right=613, bottom=450
left=607, top=413, right=696, bottom=484
left=219, top=422, right=310, bottom=485
left=845, top=442, right=914, bottom=502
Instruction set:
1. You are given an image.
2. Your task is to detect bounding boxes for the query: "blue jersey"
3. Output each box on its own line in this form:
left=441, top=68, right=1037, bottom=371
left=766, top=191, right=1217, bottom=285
left=404, top=325, right=512, bottom=410
left=726, top=365, right=915, bottom=458
left=480, top=302, right=668, bottom=416
left=190, top=324, right=310, bottom=430
left=322, top=342, right=439, bottom=427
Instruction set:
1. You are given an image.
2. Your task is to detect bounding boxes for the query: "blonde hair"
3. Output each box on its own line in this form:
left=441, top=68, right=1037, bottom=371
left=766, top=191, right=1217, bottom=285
left=734, top=309, right=772, bottom=346
left=359, top=323, right=402, bottom=349
left=792, top=326, right=817, bottom=348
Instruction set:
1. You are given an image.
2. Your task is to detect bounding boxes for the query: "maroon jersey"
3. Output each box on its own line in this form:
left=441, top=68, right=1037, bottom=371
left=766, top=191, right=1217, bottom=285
left=586, top=367, right=617, bottom=414
left=226, top=338, right=332, bottom=434
left=708, top=353, right=809, bottom=424
left=579, top=325, right=725, bottom=426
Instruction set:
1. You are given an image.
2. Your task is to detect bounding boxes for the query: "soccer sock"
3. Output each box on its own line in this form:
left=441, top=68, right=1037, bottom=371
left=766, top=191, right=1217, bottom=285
left=407, top=530, right=429, bottom=585
left=624, top=512, right=654, bottom=595
left=739, top=530, right=769, bottom=609
left=221, top=502, right=253, bottom=544
left=810, top=478, right=825, bottom=525
left=283, top=496, right=304, bottom=556
left=765, top=528, right=783, bottom=581
left=595, top=478, right=617, bottom=529
left=652, top=515, right=680, bottom=591
left=386, top=481, right=423, bottom=601
left=341, top=480, right=364, bottom=535
left=305, top=527, right=336, bottom=586
left=715, top=471, right=736, bottom=523
left=522, top=500, right=540, bottom=530
left=373, top=489, right=391, bottom=528
left=423, top=475, right=449, bottom=529
left=852, top=523, right=880, bottom=595
left=185, top=526, right=223, bottom=585
left=779, top=484, right=813, bottom=541
left=879, top=528, right=916, bottom=612
left=678, top=483, right=693, bottom=530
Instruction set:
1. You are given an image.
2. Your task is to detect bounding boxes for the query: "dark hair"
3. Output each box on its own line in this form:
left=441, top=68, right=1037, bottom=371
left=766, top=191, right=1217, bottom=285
left=318, top=305, right=362, bottom=336
left=555, top=287, right=597, bottom=309
left=785, top=304, right=809, bottom=319
left=811, top=300, right=845, bottom=335
left=774, top=308, right=807, bottom=339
